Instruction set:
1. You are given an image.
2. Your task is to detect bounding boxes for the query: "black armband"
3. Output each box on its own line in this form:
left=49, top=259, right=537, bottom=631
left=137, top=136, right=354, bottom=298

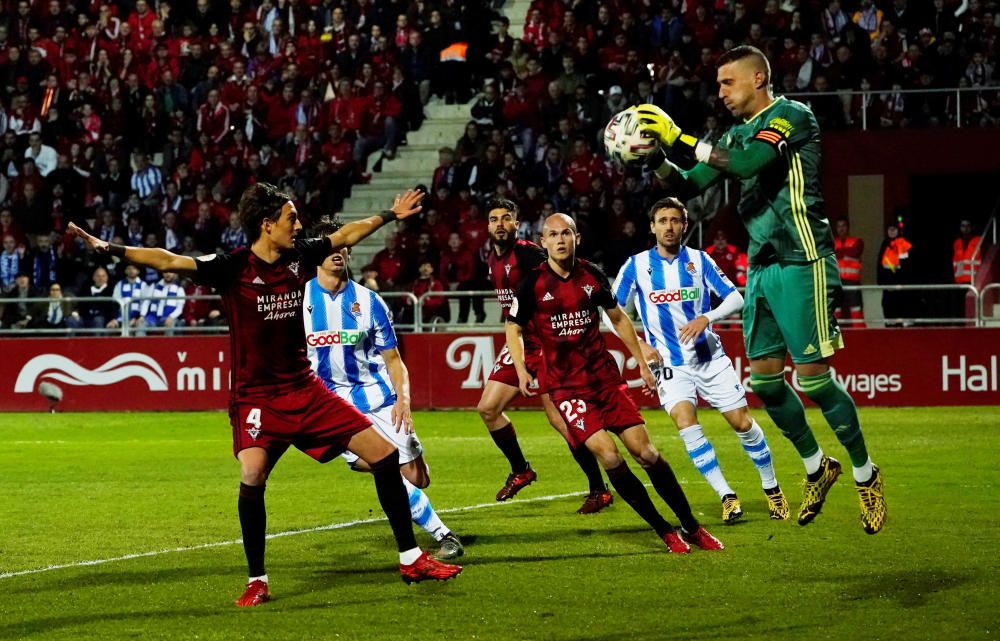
left=379, top=210, right=397, bottom=224
left=106, top=243, right=127, bottom=257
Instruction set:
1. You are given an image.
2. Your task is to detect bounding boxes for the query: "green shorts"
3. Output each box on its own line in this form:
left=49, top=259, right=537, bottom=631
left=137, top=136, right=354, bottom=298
left=743, top=255, right=844, bottom=364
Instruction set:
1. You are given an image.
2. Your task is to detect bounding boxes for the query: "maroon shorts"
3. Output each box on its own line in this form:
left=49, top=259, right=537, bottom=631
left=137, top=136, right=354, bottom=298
left=488, top=344, right=548, bottom=393
left=552, top=383, right=645, bottom=450
left=228, top=374, right=371, bottom=467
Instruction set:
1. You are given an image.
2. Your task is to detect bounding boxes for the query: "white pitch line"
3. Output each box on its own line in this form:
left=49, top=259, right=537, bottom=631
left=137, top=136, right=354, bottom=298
left=0, top=490, right=587, bottom=580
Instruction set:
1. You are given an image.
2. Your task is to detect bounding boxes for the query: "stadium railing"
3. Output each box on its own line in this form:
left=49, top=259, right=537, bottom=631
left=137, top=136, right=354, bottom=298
left=0, top=284, right=992, bottom=335
left=781, top=86, right=996, bottom=131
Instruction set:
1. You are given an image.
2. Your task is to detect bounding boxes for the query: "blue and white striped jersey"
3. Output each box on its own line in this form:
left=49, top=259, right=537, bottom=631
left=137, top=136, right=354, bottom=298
left=303, top=278, right=398, bottom=413
left=613, top=246, right=737, bottom=366
left=145, top=279, right=185, bottom=323
left=113, top=278, right=150, bottom=321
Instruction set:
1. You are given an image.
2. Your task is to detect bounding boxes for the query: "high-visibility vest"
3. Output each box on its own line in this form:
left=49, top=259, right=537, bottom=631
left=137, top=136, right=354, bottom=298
left=834, top=235, right=864, bottom=283
left=440, top=42, right=468, bottom=62
left=952, top=235, right=982, bottom=284
left=880, top=237, right=911, bottom=272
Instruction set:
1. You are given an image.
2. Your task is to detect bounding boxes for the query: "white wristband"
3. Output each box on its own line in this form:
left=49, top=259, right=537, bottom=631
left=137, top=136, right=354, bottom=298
left=694, top=141, right=713, bottom=164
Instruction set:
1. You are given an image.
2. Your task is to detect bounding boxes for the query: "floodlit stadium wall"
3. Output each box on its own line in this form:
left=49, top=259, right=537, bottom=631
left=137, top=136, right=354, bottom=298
left=1, top=329, right=998, bottom=411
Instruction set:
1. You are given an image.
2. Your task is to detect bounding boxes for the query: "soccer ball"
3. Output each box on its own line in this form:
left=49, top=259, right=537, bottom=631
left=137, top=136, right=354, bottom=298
left=603, top=107, right=657, bottom=166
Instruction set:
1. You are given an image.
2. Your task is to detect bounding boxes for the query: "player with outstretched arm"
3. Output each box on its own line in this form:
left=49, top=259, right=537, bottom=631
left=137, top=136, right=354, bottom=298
left=67, top=183, right=462, bottom=607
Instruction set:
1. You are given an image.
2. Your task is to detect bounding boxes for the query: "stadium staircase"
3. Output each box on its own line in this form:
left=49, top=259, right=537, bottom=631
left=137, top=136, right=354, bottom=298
left=343, top=0, right=532, bottom=271
left=340, top=98, right=472, bottom=271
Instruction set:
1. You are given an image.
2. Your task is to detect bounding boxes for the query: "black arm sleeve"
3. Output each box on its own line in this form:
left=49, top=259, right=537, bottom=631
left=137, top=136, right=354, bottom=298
left=294, top=237, right=336, bottom=267
left=508, top=268, right=540, bottom=326
left=193, top=251, right=241, bottom=291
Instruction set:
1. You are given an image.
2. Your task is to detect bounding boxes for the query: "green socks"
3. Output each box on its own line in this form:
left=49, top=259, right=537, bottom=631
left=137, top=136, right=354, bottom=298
left=798, top=370, right=870, bottom=468
left=749, top=371, right=820, bottom=460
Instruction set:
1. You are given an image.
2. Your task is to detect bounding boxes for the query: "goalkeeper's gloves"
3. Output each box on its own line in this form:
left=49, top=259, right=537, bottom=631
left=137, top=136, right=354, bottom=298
left=635, top=104, right=712, bottom=163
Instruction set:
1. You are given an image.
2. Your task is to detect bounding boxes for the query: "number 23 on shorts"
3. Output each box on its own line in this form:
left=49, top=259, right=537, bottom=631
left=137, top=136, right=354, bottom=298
left=558, top=399, right=588, bottom=431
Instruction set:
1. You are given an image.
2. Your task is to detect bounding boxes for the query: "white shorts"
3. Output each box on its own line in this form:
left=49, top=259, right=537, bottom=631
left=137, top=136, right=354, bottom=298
left=654, top=356, right=747, bottom=415
left=342, top=404, right=424, bottom=468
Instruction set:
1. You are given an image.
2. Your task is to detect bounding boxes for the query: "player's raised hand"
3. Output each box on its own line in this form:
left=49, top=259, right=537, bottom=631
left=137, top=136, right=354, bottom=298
left=390, top=190, right=425, bottom=220
left=635, top=104, right=682, bottom=147
left=67, top=222, right=108, bottom=253
left=637, top=361, right=658, bottom=396
left=516, top=369, right=536, bottom=397
left=678, top=316, right=710, bottom=344
left=391, top=397, right=413, bottom=435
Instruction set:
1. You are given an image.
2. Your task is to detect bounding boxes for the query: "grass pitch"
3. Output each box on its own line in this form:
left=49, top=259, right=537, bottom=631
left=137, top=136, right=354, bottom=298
left=1, top=407, right=998, bottom=641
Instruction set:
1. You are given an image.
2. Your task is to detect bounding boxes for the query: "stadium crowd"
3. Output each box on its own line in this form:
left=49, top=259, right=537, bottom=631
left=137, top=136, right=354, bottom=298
left=0, top=0, right=996, bottom=330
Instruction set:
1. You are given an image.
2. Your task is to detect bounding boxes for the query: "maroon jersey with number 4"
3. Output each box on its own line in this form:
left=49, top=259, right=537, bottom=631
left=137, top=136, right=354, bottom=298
left=194, top=238, right=334, bottom=399
left=489, top=239, right=546, bottom=350
left=508, top=259, right=622, bottom=395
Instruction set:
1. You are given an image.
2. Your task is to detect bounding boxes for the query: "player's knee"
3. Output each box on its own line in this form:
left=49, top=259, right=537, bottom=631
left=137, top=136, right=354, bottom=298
left=727, top=409, right=753, bottom=432
left=749, top=372, right=788, bottom=405
left=477, top=399, right=501, bottom=424
left=631, top=443, right=661, bottom=468
left=240, top=467, right=267, bottom=486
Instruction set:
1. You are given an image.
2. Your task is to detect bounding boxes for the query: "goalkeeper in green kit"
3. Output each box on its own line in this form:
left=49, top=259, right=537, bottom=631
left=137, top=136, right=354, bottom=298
left=636, top=45, right=886, bottom=534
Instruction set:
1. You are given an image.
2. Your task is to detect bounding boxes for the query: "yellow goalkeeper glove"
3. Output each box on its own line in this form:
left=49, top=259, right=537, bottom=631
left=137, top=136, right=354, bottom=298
left=635, top=104, right=700, bottom=150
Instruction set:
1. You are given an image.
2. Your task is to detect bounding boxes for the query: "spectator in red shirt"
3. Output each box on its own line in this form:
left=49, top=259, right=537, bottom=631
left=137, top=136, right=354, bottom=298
left=197, top=89, right=230, bottom=145
left=421, top=209, right=452, bottom=250
left=371, top=233, right=409, bottom=290
left=458, top=204, right=488, bottom=248
left=704, top=229, right=742, bottom=284
left=409, top=260, right=450, bottom=324
left=353, top=79, right=401, bottom=182
left=265, top=82, right=298, bottom=144
left=564, top=138, right=606, bottom=196
left=438, top=231, right=485, bottom=323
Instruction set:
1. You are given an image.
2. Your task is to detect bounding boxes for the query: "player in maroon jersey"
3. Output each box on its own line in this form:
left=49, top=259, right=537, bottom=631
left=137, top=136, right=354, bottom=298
left=67, top=183, right=461, bottom=607
left=506, top=213, right=723, bottom=552
left=479, top=198, right=612, bottom=513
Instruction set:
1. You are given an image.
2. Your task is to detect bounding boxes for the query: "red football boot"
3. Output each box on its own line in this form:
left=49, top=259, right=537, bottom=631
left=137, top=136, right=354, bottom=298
left=662, top=531, right=692, bottom=554
left=683, top=526, right=725, bottom=551
left=577, top=488, right=614, bottom=514
left=235, top=579, right=270, bottom=607
left=400, top=551, right=464, bottom=584
left=495, top=466, right=537, bottom=501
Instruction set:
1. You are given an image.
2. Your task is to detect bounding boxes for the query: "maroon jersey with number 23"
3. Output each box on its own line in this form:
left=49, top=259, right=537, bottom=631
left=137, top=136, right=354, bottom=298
left=508, top=259, right=622, bottom=395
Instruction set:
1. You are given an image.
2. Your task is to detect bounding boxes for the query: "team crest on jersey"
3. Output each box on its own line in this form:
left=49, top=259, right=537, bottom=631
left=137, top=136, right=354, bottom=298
left=504, top=263, right=512, bottom=276
left=686, top=262, right=697, bottom=274
left=582, top=284, right=594, bottom=298
left=575, top=418, right=586, bottom=431
left=351, top=301, right=362, bottom=316
left=288, top=261, right=300, bottom=276
left=247, top=425, right=261, bottom=441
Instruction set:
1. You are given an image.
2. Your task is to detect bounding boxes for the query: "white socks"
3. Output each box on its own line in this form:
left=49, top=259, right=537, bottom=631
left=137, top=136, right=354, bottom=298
left=679, top=424, right=734, bottom=499
left=737, top=421, right=778, bottom=490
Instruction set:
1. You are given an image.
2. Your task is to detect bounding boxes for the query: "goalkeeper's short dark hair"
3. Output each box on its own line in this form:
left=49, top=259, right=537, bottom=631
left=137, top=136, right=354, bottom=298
left=648, top=196, right=688, bottom=223
left=485, top=197, right=520, bottom=220
left=310, top=215, right=344, bottom=238
left=717, top=45, right=772, bottom=87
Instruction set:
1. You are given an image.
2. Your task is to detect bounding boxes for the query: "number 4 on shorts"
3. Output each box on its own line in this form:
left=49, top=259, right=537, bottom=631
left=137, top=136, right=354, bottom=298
left=246, top=408, right=262, bottom=441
